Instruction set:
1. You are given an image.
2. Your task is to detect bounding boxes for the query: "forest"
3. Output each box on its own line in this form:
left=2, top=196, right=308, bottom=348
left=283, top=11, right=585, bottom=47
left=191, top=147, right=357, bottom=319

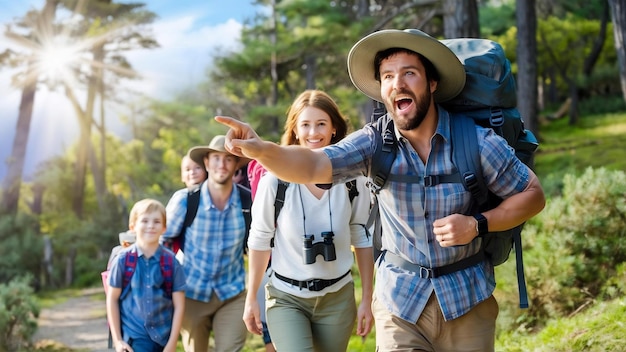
left=1, top=0, right=625, bottom=351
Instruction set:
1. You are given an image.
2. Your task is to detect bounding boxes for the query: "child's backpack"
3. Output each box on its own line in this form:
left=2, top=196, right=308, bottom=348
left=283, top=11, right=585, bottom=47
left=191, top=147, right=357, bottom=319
left=164, top=184, right=252, bottom=254
left=367, top=38, right=538, bottom=309
left=101, top=247, right=176, bottom=348
left=101, top=248, right=176, bottom=297
left=119, top=248, right=175, bottom=299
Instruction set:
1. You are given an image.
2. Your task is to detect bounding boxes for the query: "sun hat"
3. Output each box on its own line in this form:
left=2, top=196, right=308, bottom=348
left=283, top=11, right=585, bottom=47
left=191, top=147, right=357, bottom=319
left=188, top=135, right=251, bottom=170
left=347, top=28, right=466, bottom=103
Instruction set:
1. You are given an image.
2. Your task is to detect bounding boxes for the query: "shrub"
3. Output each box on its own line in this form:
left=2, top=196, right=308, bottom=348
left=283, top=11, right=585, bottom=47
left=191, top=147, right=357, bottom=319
left=0, top=215, right=44, bottom=288
left=0, top=276, right=40, bottom=352
left=559, top=167, right=626, bottom=293
left=579, top=95, right=626, bottom=116
left=496, top=167, right=626, bottom=334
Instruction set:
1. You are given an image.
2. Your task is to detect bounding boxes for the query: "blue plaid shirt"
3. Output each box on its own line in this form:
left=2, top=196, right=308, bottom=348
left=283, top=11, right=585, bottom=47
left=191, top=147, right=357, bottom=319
left=323, top=107, right=530, bottom=322
left=108, top=245, right=186, bottom=346
left=162, top=182, right=247, bottom=302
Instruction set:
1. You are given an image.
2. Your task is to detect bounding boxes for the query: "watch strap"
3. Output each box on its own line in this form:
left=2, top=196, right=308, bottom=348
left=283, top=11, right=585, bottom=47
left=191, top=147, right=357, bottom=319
left=473, top=213, right=488, bottom=236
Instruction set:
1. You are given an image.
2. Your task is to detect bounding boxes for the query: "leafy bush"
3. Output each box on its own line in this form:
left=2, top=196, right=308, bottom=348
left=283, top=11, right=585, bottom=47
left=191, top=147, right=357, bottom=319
left=559, top=167, right=626, bottom=292
left=0, top=276, right=40, bottom=352
left=0, top=214, right=44, bottom=288
left=496, top=167, right=626, bottom=334
left=579, top=94, right=626, bottom=116
left=601, top=262, right=626, bottom=299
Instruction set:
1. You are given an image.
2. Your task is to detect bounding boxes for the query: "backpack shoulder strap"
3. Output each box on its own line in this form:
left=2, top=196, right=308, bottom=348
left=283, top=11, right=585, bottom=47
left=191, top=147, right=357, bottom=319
left=274, top=180, right=289, bottom=223
left=450, top=114, right=529, bottom=308
left=237, top=184, right=253, bottom=254
left=368, top=114, right=397, bottom=192
left=169, top=187, right=201, bottom=253
left=365, top=114, right=396, bottom=260
left=160, top=250, right=174, bottom=299
left=122, top=249, right=138, bottom=292
left=237, top=184, right=252, bottom=230
left=449, top=114, right=488, bottom=208
left=184, top=188, right=201, bottom=228
left=345, top=180, right=358, bottom=203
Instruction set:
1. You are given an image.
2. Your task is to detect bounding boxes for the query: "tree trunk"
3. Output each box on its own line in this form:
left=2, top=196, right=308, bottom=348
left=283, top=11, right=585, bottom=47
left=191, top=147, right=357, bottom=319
left=89, top=45, right=106, bottom=209
left=442, top=0, right=479, bottom=38
left=568, top=82, right=580, bottom=125
left=1, top=0, right=59, bottom=215
left=270, top=0, right=280, bottom=136
left=65, top=247, right=76, bottom=286
left=1, top=79, right=36, bottom=215
left=43, top=235, right=54, bottom=288
left=304, top=54, right=316, bottom=89
left=65, top=86, right=89, bottom=219
left=73, top=124, right=90, bottom=219
left=583, top=1, right=609, bottom=77
left=516, top=0, right=539, bottom=136
left=608, top=0, right=626, bottom=101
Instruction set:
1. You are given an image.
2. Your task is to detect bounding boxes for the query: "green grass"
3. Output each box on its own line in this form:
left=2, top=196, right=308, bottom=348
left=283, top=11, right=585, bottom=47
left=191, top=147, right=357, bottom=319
left=36, top=288, right=89, bottom=309
left=496, top=297, right=626, bottom=352
left=534, top=112, right=626, bottom=196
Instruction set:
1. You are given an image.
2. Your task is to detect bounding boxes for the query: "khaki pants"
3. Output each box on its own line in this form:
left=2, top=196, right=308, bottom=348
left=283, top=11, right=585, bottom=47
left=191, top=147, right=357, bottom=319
left=181, top=291, right=248, bottom=352
left=266, top=281, right=356, bottom=352
left=373, top=293, right=498, bottom=352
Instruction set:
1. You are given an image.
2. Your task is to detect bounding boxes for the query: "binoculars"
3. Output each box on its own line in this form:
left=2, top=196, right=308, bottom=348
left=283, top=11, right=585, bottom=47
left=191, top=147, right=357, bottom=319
left=303, top=231, right=337, bottom=264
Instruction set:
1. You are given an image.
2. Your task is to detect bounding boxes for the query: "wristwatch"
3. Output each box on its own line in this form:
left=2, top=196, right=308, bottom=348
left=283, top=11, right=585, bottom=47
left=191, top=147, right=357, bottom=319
left=473, top=213, right=488, bottom=236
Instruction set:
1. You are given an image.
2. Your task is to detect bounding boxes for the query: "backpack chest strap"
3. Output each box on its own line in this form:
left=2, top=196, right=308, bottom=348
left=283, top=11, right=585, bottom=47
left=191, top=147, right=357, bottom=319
left=386, top=172, right=463, bottom=186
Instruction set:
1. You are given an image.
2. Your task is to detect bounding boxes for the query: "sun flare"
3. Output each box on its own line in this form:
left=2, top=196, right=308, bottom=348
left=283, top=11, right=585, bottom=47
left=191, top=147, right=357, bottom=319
left=36, top=35, right=83, bottom=86
left=4, top=1, right=140, bottom=93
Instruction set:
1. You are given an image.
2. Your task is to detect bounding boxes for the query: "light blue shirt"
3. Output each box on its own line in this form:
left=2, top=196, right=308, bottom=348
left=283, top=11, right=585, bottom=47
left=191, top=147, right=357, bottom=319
left=162, top=182, right=247, bottom=302
left=108, top=245, right=186, bottom=346
left=323, top=107, right=530, bottom=322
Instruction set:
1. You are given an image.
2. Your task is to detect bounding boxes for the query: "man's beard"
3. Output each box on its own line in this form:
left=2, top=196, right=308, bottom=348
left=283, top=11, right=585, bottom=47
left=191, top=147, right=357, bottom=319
left=209, top=172, right=233, bottom=186
left=386, top=87, right=432, bottom=131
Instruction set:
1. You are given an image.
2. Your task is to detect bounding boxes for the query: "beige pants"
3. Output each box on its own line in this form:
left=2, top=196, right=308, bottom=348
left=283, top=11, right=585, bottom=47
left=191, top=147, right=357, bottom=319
left=180, top=291, right=248, bottom=352
left=374, top=293, right=498, bottom=352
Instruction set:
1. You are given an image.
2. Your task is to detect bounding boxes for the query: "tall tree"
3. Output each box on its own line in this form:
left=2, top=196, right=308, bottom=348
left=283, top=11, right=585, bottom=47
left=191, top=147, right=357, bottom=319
left=608, top=0, right=626, bottom=101
left=516, top=0, right=540, bottom=136
left=442, top=0, right=479, bottom=38
left=537, top=15, right=615, bottom=125
left=0, top=0, right=59, bottom=215
left=56, top=0, right=157, bottom=217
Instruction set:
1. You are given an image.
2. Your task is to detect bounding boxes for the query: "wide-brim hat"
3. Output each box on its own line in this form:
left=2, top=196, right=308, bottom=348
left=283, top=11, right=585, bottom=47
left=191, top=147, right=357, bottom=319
left=347, top=28, right=466, bottom=103
left=188, top=135, right=251, bottom=171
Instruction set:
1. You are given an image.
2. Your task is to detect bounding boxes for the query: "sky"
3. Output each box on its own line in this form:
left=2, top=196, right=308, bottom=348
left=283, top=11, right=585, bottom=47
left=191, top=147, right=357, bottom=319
left=0, top=0, right=260, bottom=180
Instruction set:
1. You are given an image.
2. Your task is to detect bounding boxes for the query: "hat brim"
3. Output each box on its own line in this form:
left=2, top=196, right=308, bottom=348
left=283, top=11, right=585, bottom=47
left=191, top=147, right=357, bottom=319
left=348, top=29, right=466, bottom=103
left=188, top=146, right=250, bottom=171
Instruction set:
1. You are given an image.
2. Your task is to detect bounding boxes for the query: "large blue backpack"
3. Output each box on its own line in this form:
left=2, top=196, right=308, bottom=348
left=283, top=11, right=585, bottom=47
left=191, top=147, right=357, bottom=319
left=367, top=38, right=538, bottom=309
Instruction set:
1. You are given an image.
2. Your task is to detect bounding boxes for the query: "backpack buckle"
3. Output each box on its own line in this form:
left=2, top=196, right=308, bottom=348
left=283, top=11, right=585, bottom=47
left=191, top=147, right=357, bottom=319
left=307, top=279, right=324, bottom=291
left=490, top=108, right=504, bottom=126
left=368, top=178, right=384, bottom=194
left=424, top=175, right=441, bottom=187
left=419, top=266, right=433, bottom=279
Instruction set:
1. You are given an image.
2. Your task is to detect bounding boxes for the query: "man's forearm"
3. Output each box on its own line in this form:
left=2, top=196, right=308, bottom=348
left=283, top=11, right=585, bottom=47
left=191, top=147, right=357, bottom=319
left=254, top=142, right=333, bottom=184
left=216, top=115, right=334, bottom=183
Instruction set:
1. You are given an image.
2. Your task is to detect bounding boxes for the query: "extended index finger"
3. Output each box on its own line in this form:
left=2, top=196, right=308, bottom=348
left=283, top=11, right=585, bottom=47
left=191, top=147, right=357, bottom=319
left=215, top=115, right=244, bottom=130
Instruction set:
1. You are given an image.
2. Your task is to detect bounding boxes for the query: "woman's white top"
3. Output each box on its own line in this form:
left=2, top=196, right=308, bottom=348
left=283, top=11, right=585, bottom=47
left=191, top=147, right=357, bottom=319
left=248, top=173, right=372, bottom=298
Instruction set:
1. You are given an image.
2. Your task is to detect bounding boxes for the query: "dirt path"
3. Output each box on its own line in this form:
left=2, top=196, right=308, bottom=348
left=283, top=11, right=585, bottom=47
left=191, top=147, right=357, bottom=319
left=33, top=287, right=110, bottom=352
